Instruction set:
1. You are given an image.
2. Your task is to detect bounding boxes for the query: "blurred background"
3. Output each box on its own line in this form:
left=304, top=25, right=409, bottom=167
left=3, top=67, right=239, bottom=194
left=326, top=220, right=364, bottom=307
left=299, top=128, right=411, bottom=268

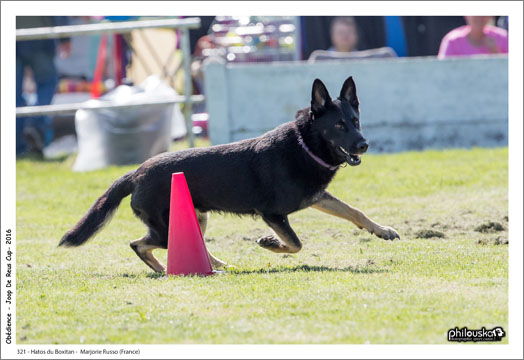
left=15, top=15, right=508, bottom=171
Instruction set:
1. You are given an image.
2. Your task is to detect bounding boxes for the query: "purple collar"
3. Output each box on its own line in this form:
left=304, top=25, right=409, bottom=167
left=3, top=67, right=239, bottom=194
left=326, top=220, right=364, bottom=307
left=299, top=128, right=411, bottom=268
left=295, top=126, right=339, bottom=171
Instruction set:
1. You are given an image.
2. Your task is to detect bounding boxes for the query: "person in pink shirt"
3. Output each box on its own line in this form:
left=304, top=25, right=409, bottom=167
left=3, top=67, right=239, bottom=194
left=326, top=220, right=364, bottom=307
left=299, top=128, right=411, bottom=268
left=438, top=16, right=508, bottom=59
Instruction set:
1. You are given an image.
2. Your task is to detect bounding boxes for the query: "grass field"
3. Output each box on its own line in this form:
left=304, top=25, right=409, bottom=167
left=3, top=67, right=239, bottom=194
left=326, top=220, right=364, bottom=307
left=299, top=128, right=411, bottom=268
left=16, top=145, right=508, bottom=344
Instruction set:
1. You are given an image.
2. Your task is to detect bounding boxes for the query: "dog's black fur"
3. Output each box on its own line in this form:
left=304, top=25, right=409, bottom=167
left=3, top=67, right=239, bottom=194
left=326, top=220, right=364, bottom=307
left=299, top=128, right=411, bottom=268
left=60, top=77, right=395, bottom=271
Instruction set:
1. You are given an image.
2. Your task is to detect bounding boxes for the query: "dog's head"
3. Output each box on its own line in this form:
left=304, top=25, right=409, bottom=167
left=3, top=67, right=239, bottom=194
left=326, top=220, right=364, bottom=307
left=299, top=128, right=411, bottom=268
left=309, top=77, right=368, bottom=166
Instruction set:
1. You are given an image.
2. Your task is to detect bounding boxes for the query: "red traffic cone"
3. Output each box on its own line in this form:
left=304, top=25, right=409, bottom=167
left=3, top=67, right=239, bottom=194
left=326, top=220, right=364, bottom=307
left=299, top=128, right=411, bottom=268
left=167, top=172, right=214, bottom=276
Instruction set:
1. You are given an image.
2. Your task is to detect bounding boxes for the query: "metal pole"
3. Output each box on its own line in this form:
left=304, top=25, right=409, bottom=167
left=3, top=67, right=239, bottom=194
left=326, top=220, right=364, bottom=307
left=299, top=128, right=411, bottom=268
left=16, top=17, right=201, bottom=41
left=16, top=95, right=205, bottom=117
left=180, top=28, right=195, bottom=147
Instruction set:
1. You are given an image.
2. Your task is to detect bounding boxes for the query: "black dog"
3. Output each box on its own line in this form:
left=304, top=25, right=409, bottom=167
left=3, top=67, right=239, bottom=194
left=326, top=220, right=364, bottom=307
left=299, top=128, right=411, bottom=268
left=60, top=77, right=399, bottom=272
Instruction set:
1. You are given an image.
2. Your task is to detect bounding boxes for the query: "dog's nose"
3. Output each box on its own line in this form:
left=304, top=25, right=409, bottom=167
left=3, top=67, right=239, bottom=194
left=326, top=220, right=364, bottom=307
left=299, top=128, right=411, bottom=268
left=357, top=141, right=368, bottom=153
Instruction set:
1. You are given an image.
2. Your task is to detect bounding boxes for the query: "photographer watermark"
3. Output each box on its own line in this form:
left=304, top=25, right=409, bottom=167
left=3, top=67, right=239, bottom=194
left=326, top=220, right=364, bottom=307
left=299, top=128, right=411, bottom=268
left=447, top=326, right=505, bottom=342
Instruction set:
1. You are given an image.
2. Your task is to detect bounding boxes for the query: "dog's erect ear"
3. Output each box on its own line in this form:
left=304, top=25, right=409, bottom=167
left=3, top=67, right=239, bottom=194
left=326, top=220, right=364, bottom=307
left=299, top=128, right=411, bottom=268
left=311, top=79, right=332, bottom=114
left=339, top=76, right=359, bottom=107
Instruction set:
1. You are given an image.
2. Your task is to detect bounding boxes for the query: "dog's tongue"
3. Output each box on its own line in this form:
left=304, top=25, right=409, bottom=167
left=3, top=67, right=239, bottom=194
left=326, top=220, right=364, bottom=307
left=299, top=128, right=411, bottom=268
left=347, top=154, right=361, bottom=166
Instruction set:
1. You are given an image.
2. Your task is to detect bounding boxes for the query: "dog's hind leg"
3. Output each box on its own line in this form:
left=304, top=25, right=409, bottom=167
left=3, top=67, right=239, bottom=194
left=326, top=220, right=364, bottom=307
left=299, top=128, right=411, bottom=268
left=196, top=210, right=227, bottom=268
left=257, top=214, right=302, bottom=253
left=311, top=191, right=400, bottom=240
left=130, top=233, right=166, bottom=273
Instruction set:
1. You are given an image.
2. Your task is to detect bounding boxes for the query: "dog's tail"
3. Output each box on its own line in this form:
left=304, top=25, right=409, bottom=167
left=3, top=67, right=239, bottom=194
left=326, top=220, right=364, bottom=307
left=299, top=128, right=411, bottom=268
left=59, top=170, right=136, bottom=247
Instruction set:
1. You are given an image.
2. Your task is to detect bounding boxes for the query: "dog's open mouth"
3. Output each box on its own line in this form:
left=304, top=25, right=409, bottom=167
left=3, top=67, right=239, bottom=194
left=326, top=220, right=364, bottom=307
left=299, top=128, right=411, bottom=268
left=338, top=146, right=362, bottom=166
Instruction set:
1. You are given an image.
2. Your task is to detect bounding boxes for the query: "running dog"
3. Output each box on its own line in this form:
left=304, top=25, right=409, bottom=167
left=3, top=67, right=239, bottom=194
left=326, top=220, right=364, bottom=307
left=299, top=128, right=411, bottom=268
left=60, top=77, right=400, bottom=272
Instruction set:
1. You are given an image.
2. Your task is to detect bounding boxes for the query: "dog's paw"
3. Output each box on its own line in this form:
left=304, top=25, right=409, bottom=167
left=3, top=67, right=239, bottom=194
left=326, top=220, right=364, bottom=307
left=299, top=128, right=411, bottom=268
left=373, top=226, right=400, bottom=241
left=211, top=260, right=236, bottom=270
left=210, top=260, right=228, bottom=269
left=256, top=235, right=284, bottom=250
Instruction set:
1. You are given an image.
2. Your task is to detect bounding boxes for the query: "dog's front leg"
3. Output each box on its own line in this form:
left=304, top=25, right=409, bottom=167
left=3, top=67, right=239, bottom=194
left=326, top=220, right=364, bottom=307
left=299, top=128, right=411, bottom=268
left=256, top=214, right=303, bottom=253
left=311, top=191, right=400, bottom=240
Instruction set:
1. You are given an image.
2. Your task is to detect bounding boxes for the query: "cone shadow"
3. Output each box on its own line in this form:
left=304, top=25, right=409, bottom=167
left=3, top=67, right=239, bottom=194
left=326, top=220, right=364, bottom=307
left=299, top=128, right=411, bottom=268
left=226, top=264, right=388, bottom=275
left=93, top=265, right=387, bottom=280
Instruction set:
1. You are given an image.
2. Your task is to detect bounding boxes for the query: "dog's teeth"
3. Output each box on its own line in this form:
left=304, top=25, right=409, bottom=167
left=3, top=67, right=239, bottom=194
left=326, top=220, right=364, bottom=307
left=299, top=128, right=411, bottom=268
left=339, top=146, right=349, bottom=155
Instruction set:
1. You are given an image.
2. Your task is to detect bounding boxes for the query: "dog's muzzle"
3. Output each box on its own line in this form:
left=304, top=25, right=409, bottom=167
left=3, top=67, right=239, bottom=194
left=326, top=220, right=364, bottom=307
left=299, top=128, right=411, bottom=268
left=338, top=146, right=362, bottom=166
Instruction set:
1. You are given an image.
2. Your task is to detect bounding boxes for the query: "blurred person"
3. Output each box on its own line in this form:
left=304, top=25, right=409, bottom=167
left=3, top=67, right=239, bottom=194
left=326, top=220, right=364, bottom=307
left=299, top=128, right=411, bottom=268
left=190, top=34, right=217, bottom=114
left=438, top=16, right=508, bottom=59
left=191, top=35, right=215, bottom=94
left=301, top=16, right=467, bottom=59
left=16, top=16, right=71, bottom=156
left=328, top=16, right=359, bottom=52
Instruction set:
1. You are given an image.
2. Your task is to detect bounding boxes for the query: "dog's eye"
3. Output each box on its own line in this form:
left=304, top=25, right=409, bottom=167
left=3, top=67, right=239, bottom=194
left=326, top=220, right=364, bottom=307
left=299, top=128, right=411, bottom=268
left=334, top=122, right=345, bottom=131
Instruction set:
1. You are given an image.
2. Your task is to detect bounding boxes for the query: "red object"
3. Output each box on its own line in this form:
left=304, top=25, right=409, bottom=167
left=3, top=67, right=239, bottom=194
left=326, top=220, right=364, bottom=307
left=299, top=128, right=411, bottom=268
left=166, top=173, right=214, bottom=276
left=91, top=34, right=108, bottom=98
left=113, top=34, right=124, bottom=86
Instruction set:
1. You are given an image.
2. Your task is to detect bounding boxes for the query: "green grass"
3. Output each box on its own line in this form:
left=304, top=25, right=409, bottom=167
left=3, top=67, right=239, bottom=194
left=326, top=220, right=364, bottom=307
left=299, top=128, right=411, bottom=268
left=16, top=145, right=508, bottom=344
